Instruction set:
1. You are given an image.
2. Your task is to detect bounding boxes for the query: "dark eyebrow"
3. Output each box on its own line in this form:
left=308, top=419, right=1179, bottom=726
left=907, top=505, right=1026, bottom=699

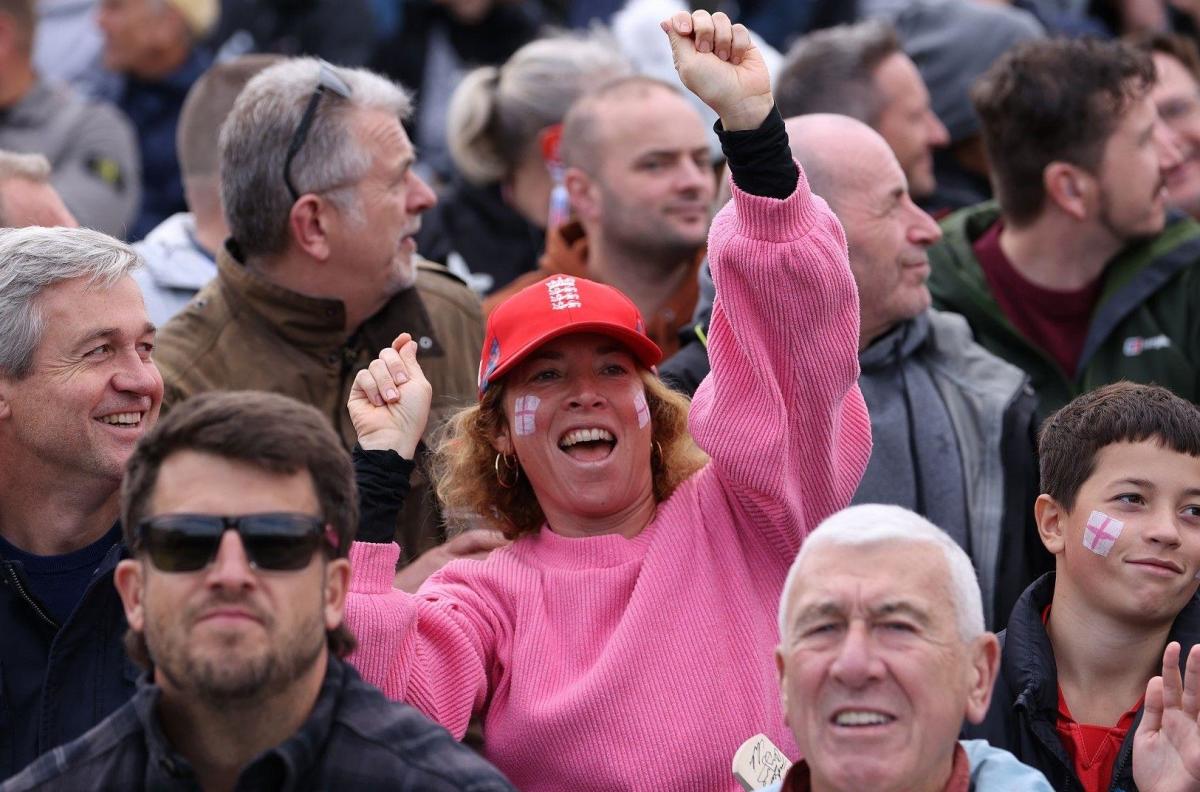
left=1113, top=477, right=1155, bottom=491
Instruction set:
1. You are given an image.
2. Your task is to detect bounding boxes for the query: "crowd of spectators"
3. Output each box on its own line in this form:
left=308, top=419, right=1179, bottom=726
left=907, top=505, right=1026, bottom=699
left=8, top=0, right=1200, bottom=790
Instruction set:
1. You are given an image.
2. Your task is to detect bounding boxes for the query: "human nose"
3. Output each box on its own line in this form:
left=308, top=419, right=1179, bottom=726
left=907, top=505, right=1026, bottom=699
left=926, top=110, right=950, bottom=148
left=677, top=157, right=711, bottom=194
left=1157, top=119, right=1185, bottom=174
left=566, top=373, right=606, bottom=410
left=407, top=170, right=437, bottom=213
left=906, top=198, right=942, bottom=247
left=204, top=531, right=258, bottom=591
left=828, top=622, right=884, bottom=689
left=111, top=351, right=162, bottom=397
left=1141, top=508, right=1184, bottom=549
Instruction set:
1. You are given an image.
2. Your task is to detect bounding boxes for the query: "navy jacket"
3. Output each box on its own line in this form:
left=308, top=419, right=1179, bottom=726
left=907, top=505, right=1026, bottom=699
left=2, top=656, right=516, bottom=791
left=964, top=572, right=1200, bottom=791
left=0, top=536, right=136, bottom=780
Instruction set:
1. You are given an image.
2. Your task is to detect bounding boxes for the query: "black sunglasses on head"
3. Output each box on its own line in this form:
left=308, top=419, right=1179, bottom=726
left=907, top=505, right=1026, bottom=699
left=137, top=513, right=338, bottom=573
left=283, top=60, right=353, bottom=202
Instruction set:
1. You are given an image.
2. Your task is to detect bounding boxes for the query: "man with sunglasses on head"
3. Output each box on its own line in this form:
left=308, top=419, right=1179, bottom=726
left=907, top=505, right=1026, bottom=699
left=2, top=390, right=516, bottom=790
left=152, top=58, right=490, bottom=591
left=0, top=226, right=162, bottom=779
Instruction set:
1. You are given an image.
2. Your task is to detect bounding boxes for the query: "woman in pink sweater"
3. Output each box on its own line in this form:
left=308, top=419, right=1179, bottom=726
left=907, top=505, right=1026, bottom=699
left=343, top=11, right=871, bottom=790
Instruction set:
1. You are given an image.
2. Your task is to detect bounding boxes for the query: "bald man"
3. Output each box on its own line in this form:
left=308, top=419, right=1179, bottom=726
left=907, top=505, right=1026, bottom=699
left=482, top=76, right=713, bottom=357
left=663, top=114, right=1046, bottom=628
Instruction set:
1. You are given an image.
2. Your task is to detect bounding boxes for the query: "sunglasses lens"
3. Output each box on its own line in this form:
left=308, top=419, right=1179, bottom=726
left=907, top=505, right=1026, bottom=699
left=142, top=515, right=222, bottom=572
left=139, top=514, right=326, bottom=572
left=239, top=514, right=323, bottom=571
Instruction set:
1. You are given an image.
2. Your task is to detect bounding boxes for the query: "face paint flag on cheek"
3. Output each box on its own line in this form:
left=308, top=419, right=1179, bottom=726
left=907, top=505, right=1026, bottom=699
left=1083, top=510, right=1124, bottom=557
left=634, top=391, right=650, bottom=429
left=514, top=395, right=540, bottom=437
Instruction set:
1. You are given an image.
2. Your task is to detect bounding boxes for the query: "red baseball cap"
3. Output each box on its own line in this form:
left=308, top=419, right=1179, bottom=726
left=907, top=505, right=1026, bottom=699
left=478, top=275, right=663, bottom=395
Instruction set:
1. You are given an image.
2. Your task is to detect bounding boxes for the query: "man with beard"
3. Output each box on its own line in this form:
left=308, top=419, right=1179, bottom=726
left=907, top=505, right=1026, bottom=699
left=2, top=390, right=515, bottom=790
left=482, top=76, right=713, bottom=357
left=928, top=37, right=1200, bottom=417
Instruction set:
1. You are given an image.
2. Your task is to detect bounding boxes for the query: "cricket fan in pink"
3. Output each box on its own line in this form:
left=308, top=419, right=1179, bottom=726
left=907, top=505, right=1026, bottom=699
left=340, top=9, right=872, bottom=790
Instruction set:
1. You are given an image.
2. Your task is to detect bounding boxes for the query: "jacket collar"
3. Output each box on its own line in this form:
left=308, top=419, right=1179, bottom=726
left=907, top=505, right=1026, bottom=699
left=858, top=313, right=931, bottom=371
left=217, top=241, right=352, bottom=348
left=137, top=654, right=349, bottom=786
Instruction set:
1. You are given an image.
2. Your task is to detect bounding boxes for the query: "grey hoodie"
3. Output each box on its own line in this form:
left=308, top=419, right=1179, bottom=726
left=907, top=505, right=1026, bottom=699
left=132, top=212, right=217, bottom=326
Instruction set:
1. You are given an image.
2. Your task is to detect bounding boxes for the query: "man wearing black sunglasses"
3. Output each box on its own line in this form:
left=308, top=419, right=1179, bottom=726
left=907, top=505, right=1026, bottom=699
left=3, top=390, right=515, bottom=790
left=153, top=56, right=489, bottom=592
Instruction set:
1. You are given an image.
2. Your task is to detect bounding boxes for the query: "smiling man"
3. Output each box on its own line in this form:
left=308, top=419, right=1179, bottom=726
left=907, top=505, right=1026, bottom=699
left=152, top=57, right=485, bottom=585
left=0, top=225, right=163, bottom=778
left=768, top=504, right=1053, bottom=792
left=2, top=390, right=515, bottom=790
left=482, top=75, right=713, bottom=357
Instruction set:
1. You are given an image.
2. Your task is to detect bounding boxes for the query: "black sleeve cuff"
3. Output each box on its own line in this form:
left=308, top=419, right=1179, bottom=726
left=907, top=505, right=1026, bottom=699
left=352, top=443, right=415, bottom=544
left=715, top=105, right=797, bottom=200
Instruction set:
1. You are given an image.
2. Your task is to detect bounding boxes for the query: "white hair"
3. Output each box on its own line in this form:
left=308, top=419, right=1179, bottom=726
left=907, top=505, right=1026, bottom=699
left=778, top=504, right=985, bottom=644
left=0, top=226, right=142, bottom=379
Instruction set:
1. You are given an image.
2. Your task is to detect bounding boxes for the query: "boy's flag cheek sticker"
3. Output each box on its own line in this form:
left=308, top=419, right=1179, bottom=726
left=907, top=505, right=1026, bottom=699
left=514, top=395, right=539, bottom=436
left=1083, top=510, right=1124, bottom=557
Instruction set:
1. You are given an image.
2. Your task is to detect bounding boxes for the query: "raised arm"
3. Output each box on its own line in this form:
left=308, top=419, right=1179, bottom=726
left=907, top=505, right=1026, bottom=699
left=341, top=334, right=498, bottom=737
left=664, top=11, right=871, bottom=559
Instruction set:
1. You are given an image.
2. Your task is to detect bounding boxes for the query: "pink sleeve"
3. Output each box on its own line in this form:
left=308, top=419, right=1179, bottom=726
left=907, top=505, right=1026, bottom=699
left=342, top=541, right=492, bottom=738
left=689, top=165, right=872, bottom=559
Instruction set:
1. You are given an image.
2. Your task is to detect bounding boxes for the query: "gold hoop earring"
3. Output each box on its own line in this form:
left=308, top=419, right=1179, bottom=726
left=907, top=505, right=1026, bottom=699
left=652, top=440, right=663, bottom=463
left=494, top=453, right=520, bottom=489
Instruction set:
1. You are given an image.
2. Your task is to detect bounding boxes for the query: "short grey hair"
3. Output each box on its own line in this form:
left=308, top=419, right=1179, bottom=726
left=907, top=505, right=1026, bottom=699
left=447, top=31, right=632, bottom=185
left=775, top=19, right=901, bottom=124
left=0, top=226, right=142, bottom=379
left=778, top=504, right=985, bottom=645
left=219, top=58, right=412, bottom=258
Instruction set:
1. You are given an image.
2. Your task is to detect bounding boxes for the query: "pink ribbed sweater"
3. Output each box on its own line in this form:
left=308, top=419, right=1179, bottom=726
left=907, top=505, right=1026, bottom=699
left=344, top=170, right=872, bottom=791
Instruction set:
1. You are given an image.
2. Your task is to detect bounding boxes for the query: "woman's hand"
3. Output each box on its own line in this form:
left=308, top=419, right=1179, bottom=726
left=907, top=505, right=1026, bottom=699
left=660, top=9, right=772, bottom=132
left=348, top=332, right=432, bottom=459
left=1133, top=641, right=1200, bottom=792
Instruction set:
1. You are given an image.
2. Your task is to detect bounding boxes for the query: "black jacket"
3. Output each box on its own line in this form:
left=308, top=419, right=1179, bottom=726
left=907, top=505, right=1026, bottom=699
left=2, top=656, right=515, bottom=791
left=965, top=572, right=1200, bottom=791
left=0, top=533, right=137, bottom=779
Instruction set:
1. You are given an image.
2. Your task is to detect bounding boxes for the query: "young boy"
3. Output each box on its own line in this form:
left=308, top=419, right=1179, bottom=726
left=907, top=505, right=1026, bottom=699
left=967, top=381, right=1200, bottom=791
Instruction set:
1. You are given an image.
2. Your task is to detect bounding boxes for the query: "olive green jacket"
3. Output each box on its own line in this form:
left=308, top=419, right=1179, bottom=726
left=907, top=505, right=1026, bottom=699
left=928, top=202, right=1200, bottom=418
left=153, top=242, right=483, bottom=562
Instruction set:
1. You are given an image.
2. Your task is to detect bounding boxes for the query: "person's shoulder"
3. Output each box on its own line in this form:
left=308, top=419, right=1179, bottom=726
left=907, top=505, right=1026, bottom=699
left=413, top=259, right=482, bottom=316
left=962, top=739, right=1054, bottom=791
left=1, top=700, right=147, bottom=791
left=328, top=673, right=514, bottom=790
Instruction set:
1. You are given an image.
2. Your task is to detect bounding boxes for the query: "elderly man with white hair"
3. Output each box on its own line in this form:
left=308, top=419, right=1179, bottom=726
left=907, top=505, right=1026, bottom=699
left=765, top=504, right=1053, bottom=792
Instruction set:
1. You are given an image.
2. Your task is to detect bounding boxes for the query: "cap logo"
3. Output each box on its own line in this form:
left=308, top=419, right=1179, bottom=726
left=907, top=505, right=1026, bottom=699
left=545, top=276, right=582, bottom=311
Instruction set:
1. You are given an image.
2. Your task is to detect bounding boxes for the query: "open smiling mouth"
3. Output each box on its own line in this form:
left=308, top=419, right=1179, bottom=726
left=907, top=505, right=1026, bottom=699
left=96, top=411, right=146, bottom=428
left=558, top=428, right=617, bottom=462
left=831, top=710, right=896, bottom=727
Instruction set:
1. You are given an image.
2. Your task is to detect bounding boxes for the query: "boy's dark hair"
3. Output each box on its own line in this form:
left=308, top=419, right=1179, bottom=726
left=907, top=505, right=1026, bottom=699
left=971, top=38, right=1155, bottom=227
left=121, top=390, right=358, bottom=663
left=1039, top=382, right=1200, bottom=512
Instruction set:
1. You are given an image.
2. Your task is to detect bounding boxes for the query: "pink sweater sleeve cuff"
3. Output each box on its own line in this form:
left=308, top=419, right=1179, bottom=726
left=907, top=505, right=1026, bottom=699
left=348, top=541, right=401, bottom=593
left=727, top=161, right=830, bottom=242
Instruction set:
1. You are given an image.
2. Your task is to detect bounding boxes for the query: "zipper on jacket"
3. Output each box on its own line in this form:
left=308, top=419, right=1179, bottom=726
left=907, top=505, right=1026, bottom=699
left=2, top=564, right=59, bottom=631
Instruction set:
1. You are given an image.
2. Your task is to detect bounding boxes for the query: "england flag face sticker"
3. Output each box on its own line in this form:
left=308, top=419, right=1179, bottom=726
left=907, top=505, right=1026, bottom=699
left=514, top=394, right=540, bottom=436
left=1083, top=510, right=1124, bottom=557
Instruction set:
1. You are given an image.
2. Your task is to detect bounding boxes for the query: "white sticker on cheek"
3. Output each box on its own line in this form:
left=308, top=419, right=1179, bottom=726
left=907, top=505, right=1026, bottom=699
left=513, top=395, right=540, bottom=436
left=634, top=391, right=650, bottom=429
left=1083, top=510, right=1124, bottom=557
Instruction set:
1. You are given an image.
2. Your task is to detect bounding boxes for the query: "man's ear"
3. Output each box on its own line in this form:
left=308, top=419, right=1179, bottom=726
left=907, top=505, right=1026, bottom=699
left=287, top=195, right=335, bottom=262
left=564, top=166, right=601, bottom=224
left=114, top=558, right=146, bottom=633
left=774, top=647, right=790, bottom=727
left=1043, top=162, right=1092, bottom=222
left=963, top=632, right=1001, bottom=724
left=0, top=379, right=11, bottom=421
left=1035, top=494, right=1068, bottom=556
left=323, top=558, right=351, bottom=631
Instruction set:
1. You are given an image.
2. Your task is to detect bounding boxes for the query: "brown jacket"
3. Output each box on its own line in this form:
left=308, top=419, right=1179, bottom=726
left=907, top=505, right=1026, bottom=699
left=153, top=243, right=483, bottom=562
left=482, top=221, right=703, bottom=357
